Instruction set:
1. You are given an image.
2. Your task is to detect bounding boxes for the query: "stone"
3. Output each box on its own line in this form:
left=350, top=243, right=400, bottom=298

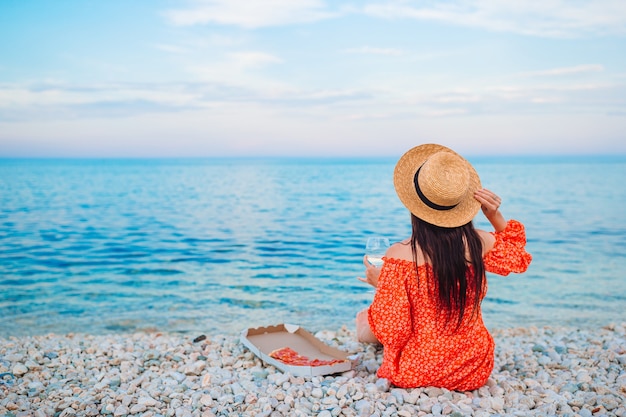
left=0, top=324, right=625, bottom=417
left=12, top=363, right=28, bottom=376
left=311, top=387, right=324, bottom=398
left=375, top=379, right=390, bottom=392
left=113, top=405, right=129, bottom=416
left=336, top=384, right=348, bottom=399
left=138, top=396, right=157, bottom=406
left=130, top=404, right=147, bottom=413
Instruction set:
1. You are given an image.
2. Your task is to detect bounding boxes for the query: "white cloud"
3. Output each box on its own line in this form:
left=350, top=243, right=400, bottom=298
left=0, top=82, right=205, bottom=121
left=519, top=64, right=604, bottom=77
left=1, top=66, right=623, bottom=127
left=186, top=51, right=286, bottom=90
left=363, top=0, right=626, bottom=38
left=2, top=78, right=625, bottom=157
left=164, top=0, right=338, bottom=28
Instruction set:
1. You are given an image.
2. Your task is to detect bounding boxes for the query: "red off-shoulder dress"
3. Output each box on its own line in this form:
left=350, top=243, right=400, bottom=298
left=368, top=220, right=532, bottom=391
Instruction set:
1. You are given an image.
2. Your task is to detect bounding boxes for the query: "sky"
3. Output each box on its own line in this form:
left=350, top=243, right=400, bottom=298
left=1, top=0, right=625, bottom=158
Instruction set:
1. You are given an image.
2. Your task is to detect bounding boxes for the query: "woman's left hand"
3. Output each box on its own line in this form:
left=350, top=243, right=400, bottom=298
left=357, top=255, right=381, bottom=288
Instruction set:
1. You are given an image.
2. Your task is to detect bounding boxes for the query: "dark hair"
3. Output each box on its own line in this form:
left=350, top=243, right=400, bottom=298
left=410, top=214, right=485, bottom=329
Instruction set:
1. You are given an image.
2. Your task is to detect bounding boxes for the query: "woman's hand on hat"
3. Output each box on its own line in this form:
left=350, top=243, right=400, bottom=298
left=474, top=188, right=507, bottom=232
left=357, top=255, right=381, bottom=288
left=475, top=188, right=500, bottom=216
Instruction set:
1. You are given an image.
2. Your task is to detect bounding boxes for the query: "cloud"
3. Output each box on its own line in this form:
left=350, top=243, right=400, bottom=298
left=343, top=46, right=405, bottom=56
left=163, top=1, right=626, bottom=37
left=186, top=51, right=285, bottom=89
left=362, top=0, right=626, bottom=38
left=2, top=79, right=625, bottom=157
left=389, top=80, right=626, bottom=120
left=519, top=64, right=605, bottom=77
left=164, top=0, right=338, bottom=28
left=0, top=80, right=372, bottom=122
left=1, top=63, right=624, bottom=124
left=0, top=82, right=205, bottom=121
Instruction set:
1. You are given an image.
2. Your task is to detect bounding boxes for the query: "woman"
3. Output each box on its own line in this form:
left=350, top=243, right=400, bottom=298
left=356, top=143, right=532, bottom=391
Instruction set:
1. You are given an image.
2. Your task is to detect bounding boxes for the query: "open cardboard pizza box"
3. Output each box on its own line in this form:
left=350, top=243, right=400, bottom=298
left=241, top=323, right=353, bottom=377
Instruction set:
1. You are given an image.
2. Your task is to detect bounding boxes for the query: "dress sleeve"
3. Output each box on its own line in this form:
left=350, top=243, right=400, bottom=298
left=483, top=219, right=532, bottom=276
left=367, top=259, right=412, bottom=350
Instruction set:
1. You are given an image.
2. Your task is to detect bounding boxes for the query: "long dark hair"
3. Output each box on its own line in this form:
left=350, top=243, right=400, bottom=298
left=410, top=214, right=485, bottom=329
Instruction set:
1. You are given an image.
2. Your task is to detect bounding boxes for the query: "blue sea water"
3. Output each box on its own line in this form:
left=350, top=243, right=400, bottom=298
left=1, top=157, right=625, bottom=338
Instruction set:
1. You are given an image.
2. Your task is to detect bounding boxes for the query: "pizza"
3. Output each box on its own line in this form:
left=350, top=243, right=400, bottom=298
left=269, top=347, right=346, bottom=367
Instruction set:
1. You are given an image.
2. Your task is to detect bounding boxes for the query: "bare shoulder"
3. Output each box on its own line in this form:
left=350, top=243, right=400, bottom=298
left=476, top=229, right=496, bottom=255
left=386, top=239, right=414, bottom=261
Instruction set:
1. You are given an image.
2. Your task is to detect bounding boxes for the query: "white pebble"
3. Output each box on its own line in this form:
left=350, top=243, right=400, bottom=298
left=0, top=324, right=623, bottom=417
left=576, top=370, right=592, bottom=383
left=200, top=394, right=213, bottom=407
left=138, top=396, right=157, bottom=406
left=114, top=405, right=129, bottom=416
left=336, top=384, right=349, bottom=399
left=309, top=387, right=322, bottom=398
left=130, top=404, right=147, bottom=413
left=12, top=363, right=28, bottom=376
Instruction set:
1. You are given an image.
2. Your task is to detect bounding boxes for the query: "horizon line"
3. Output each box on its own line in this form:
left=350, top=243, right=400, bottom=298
left=1, top=153, right=626, bottom=161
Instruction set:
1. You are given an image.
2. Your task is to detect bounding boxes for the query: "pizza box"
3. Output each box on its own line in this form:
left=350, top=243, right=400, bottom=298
left=241, top=323, right=353, bottom=377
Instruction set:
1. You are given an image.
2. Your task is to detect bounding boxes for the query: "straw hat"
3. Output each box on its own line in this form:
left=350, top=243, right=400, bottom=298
left=393, top=144, right=481, bottom=228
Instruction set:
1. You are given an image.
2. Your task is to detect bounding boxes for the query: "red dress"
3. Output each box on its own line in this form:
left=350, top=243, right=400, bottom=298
left=368, top=220, right=532, bottom=391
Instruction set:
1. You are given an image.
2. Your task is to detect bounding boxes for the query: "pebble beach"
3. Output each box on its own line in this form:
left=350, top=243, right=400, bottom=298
left=1, top=323, right=625, bottom=417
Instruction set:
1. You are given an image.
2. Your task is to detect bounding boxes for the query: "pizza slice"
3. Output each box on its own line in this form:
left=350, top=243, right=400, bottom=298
left=269, top=347, right=347, bottom=367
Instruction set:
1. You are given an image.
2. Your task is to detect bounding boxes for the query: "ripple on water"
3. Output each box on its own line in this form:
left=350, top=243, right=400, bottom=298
left=1, top=157, right=625, bottom=336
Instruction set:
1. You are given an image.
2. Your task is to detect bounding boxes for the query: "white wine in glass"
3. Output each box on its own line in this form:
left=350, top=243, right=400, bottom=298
left=365, top=237, right=390, bottom=267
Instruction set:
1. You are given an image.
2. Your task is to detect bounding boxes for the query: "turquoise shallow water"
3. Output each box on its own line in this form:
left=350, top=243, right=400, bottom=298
left=1, top=157, right=625, bottom=337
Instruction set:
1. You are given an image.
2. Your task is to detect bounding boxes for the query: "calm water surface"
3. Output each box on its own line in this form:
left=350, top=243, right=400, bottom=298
left=1, top=157, right=625, bottom=337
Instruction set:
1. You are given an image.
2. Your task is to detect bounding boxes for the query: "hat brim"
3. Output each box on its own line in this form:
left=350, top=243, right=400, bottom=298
left=393, top=144, right=481, bottom=228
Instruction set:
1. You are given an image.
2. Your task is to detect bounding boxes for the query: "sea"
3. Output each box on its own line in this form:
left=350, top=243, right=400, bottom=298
left=1, top=156, right=625, bottom=338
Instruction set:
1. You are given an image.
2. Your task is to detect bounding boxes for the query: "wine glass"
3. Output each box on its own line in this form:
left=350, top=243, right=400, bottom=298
left=365, top=237, right=390, bottom=267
